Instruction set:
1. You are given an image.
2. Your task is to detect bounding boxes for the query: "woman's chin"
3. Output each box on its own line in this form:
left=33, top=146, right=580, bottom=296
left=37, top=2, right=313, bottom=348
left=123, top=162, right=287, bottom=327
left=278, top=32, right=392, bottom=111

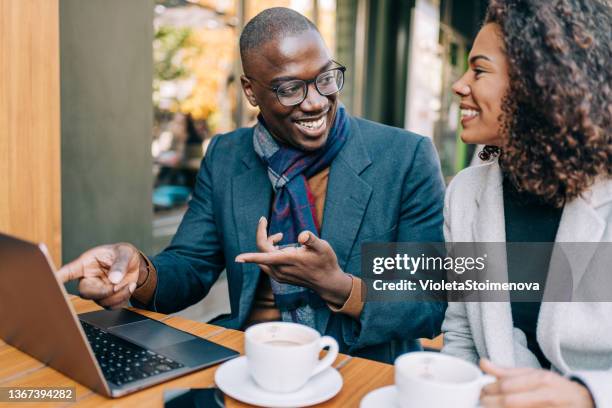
left=459, top=130, right=500, bottom=146
left=459, top=132, right=482, bottom=145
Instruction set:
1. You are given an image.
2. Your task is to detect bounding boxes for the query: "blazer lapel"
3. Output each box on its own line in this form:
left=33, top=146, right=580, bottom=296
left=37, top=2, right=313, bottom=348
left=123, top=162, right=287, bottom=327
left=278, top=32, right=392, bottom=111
left=538, top=179, right=611, bottom=371
left=232, top=148, right=272, bottom=321
left=553, top=186, right=607, bottom=284
left=472, top=162, right=505, bottom=242
left=315, top=118, right=372, bottom=333
left=473, top=162, right=516, bottom=366
left=320, top=118, right=373, bottom=269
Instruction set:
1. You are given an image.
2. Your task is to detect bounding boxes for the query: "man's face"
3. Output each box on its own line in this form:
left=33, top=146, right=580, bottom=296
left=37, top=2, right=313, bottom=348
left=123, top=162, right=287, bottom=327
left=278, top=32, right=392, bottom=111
left=241, top=29, right=339, bottom=151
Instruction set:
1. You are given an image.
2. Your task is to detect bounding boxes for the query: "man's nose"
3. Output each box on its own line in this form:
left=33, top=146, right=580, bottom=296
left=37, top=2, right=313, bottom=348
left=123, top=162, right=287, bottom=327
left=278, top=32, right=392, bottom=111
left=300, top=82, right=327, bottom=111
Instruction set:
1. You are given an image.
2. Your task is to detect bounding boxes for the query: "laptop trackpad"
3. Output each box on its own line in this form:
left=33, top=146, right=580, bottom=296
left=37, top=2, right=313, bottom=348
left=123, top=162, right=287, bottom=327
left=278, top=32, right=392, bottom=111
left=108, top=320, right=194, bottom=350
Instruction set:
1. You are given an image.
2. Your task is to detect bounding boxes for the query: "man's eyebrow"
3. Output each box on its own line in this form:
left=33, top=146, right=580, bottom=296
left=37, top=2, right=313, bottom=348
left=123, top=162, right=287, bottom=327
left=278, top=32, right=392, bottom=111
left=469, top=54, right=492, bottom=64
left=270, top=60, right=334, bottom=85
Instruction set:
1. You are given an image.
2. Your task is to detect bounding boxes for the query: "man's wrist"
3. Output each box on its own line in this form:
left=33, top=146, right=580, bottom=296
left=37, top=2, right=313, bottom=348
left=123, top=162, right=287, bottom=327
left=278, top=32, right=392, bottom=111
left=318, top=270, right=352, bottom=306
left=136, top=253, right=150, bottom=287
left=132, top=252, right=158, bottom=307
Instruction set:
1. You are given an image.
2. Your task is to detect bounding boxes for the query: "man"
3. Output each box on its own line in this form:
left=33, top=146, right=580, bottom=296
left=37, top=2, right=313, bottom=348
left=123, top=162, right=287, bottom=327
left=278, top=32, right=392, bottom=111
left=58, top=7, right=446, bottom=363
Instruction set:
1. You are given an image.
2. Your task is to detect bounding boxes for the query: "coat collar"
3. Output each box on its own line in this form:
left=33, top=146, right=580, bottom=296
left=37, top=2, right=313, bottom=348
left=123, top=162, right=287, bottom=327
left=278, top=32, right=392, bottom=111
left=469, top=162, right=515, bottom=365
left=473, top=162, right=611, bottom=244
left=335, top=117, right=372, bottom=175
left=233, top=136, right=272, bottom=321
left=240, top=128, right=260, bottom=170
left=316, top=118, right=373, bottom=332
left=473, top=161, right=505, bottom=242
left=319, top=117, right=373, bottom=267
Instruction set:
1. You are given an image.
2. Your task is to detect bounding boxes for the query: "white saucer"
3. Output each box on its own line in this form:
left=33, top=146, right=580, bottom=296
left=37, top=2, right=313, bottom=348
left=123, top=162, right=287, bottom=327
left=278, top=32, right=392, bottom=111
left=215, top=356, right=343, bottom=407
left=360, top=385, right=398, bottom=408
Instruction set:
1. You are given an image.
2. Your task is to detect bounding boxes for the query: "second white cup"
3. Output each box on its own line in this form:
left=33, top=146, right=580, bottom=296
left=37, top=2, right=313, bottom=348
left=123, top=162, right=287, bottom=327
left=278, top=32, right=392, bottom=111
left=395, top=352, right=494, bottom=408
left=245, top=322, right=339, bottom=393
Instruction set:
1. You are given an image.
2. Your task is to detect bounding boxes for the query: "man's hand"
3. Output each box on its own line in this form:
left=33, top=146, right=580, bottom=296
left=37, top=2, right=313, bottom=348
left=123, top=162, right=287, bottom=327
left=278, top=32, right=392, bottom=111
left=235, top=217, right=353, bottom=306
left=480, top=358, right=595, bottom=408
left=56, top=243, right=145, bottom=309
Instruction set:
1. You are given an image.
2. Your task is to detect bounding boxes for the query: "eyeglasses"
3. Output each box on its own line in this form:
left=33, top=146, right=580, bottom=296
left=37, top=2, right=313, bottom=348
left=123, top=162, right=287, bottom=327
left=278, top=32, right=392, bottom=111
left=246, top=61, right=346, bottom=107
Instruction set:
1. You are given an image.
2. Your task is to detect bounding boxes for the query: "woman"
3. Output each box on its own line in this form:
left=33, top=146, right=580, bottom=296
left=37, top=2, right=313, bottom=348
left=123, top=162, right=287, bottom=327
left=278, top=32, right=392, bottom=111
left=441, top=0, right=611, bottom=407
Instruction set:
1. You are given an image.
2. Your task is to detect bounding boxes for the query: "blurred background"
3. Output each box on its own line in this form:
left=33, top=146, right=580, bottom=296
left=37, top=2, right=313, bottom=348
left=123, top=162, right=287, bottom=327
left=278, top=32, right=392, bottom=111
left=149, top=0, right=486, bottom=250
left=1, top=0, right=487, bottom=325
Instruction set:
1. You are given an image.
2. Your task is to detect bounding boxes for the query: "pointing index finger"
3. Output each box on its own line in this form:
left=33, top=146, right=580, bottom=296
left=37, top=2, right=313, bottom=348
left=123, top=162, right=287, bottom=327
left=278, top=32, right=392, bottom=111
left=235, top=250, right=297, bottom=265
left=56, top=259, right=85, bottom=283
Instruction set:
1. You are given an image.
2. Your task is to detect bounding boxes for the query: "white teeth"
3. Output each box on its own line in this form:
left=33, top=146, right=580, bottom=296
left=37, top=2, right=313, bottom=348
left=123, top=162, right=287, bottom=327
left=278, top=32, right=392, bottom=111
left=296, top=117, right=325, bottom=130
left=461, top=109, right=480, bottom=118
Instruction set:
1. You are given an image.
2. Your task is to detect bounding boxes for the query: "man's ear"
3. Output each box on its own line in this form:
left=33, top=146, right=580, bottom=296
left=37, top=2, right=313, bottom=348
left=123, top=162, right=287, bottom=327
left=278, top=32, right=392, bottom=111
left=240, top=75, right=259, bottom=107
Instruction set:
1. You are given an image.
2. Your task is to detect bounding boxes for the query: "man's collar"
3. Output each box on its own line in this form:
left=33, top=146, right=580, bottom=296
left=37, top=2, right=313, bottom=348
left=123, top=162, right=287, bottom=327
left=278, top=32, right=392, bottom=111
left=337, top=116, right=371, bottom=175
left=241, top=127, right=261, bottom=169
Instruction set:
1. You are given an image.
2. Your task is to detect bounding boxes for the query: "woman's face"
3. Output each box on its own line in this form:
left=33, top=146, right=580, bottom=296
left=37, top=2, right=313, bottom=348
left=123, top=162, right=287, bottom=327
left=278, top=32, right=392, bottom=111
left=452, top=23, right=509, bottom=146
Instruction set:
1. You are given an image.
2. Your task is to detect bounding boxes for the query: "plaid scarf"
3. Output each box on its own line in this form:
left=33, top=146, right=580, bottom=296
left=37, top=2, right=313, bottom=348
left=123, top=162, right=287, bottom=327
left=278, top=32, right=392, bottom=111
left=252, top=105, right=349, bottom=328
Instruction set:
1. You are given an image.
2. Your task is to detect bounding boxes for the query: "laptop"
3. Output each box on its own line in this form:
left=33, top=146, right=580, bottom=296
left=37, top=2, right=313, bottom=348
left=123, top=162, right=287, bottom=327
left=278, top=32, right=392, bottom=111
left=0, top=233, right=239, bottom=397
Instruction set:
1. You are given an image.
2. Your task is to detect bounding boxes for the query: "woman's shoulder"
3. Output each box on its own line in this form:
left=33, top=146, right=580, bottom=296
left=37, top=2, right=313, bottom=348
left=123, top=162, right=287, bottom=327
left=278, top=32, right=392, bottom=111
left=443, top=161, right=502, bottom=241
left=581, top=177, right=612, bottom=209
left=447, top=161, right=499, bottom=199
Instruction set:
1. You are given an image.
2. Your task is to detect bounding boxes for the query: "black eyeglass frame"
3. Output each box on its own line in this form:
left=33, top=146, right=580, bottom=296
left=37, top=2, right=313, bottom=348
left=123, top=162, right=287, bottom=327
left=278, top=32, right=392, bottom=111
left=245, top=60, right=347, bottom=107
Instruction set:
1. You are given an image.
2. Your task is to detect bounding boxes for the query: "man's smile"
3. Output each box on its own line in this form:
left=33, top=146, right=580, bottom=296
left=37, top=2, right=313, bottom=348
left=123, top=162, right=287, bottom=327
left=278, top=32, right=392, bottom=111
left=293, top=111, right=329, bottom=138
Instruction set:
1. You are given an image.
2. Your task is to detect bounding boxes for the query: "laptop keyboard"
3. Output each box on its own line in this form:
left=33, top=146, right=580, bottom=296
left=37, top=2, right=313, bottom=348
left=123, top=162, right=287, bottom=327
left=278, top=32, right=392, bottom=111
left=81, top=321, right=184, bottom=386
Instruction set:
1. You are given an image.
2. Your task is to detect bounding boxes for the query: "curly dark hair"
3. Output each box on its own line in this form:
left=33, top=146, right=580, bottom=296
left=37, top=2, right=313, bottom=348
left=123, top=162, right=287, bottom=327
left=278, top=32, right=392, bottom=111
left=484, top=0, right=612, bottom=207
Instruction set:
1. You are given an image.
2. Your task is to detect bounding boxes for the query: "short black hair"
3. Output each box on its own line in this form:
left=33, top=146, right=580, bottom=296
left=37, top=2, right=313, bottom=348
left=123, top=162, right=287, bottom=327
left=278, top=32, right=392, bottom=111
left=239, top=7, right=319, bottom=64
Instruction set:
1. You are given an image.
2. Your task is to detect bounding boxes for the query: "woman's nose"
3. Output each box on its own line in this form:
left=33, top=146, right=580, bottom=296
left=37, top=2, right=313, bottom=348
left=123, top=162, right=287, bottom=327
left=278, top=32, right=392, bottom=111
left=452, top=74, right=471, bottom=96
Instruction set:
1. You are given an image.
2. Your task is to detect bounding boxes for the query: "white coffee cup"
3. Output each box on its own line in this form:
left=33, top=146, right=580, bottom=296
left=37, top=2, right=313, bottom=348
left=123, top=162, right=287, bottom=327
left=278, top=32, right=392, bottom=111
left=245, top=322, right=339, bottom=393
left=395, top=352, right=494, bottom=408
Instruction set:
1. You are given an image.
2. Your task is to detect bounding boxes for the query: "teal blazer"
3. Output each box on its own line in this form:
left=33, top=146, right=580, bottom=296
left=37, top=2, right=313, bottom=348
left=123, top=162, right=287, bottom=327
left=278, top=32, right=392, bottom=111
left=140, top=116, right=446, bottom=363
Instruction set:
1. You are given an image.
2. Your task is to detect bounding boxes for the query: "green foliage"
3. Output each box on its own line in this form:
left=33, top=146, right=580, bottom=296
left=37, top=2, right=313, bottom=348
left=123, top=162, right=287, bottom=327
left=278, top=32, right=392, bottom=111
left=154, top=26, right=192, bottom=82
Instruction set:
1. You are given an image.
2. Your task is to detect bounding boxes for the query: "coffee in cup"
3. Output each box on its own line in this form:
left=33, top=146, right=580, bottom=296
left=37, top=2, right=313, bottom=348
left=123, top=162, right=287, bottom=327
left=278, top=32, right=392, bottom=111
left=245, top=322, right=339, bottom=393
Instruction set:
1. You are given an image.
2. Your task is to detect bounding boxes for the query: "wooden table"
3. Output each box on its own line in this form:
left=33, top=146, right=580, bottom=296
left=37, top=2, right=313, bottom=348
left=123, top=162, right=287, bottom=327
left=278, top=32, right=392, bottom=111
left=0, top=296, right=394, bottom=407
